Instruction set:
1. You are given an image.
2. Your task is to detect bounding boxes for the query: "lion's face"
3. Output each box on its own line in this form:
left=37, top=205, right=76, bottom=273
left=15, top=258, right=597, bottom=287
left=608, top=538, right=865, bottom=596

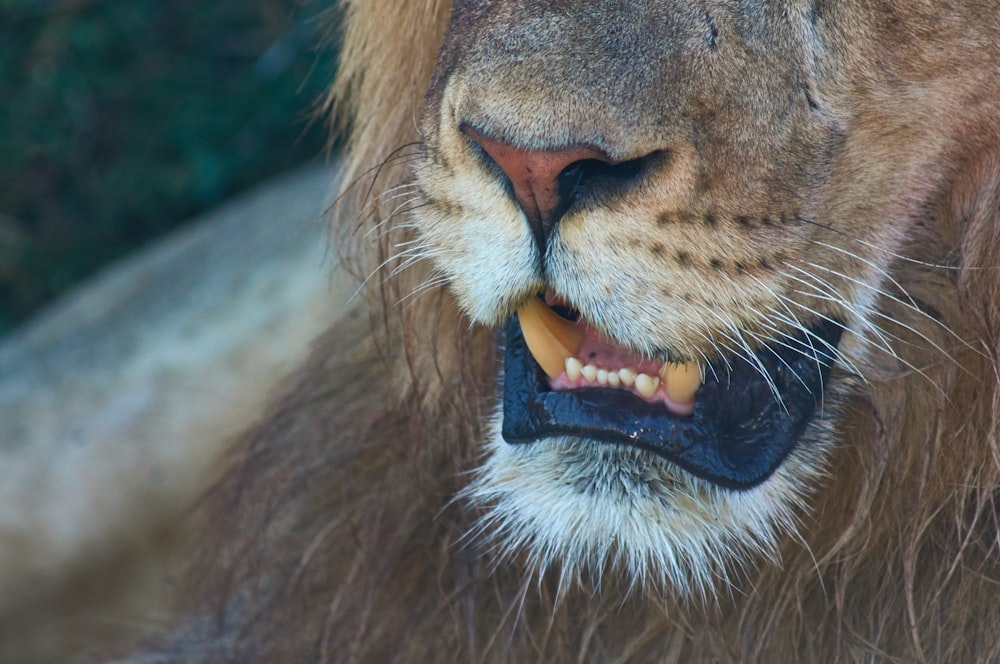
left=407, top=1, right=966, bottom=590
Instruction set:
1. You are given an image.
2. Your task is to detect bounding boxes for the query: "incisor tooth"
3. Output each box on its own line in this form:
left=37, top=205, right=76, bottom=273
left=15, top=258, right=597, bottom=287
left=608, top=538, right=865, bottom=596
left=516, top=298, right=584, bottom=378
left=619, top=367, right=637, bottom=387
left=597, top=369, right=609, bottom=385
left=661, top=361, right=701, bottom=404
left=607, top=371, right=621, bottom=387
left=581, top=364, right=598, bottom=382
left=635, top=373, right=660, bottom=398
left=565, top=357, right=583, bottom=381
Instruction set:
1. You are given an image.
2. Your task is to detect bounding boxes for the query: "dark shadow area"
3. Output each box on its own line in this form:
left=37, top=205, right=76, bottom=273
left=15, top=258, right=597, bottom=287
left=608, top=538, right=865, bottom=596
left=0, top=0, right=340, bottom=334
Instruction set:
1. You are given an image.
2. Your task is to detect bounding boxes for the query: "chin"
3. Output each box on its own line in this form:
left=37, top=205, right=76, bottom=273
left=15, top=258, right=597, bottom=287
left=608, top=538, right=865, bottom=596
left=464, top=393, right=841, bottom=598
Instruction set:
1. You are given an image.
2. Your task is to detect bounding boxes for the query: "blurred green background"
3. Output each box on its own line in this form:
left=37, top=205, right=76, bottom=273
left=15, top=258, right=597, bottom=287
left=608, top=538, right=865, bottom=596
left=0, top=0, right=339, bottom=335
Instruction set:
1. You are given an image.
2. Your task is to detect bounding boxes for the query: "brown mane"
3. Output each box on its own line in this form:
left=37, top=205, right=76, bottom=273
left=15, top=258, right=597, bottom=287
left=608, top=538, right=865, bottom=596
left=125, top=2, right=1000, bottom=661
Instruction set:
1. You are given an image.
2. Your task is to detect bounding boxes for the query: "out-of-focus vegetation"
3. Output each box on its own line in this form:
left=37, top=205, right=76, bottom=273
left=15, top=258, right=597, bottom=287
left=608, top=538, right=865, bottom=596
left=0, top=0, right=339, bottom=334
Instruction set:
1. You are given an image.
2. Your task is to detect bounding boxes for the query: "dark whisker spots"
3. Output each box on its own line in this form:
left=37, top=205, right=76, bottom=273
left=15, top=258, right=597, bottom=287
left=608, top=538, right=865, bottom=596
left=657, top=211, right=676, bottom=227
left=435, top=198, right=461, bottom=218
left=676, top=251, right=693, bottom=267
left=703, top=211, right=717, bottom=228
left=710, top=258, right=724, bottom=270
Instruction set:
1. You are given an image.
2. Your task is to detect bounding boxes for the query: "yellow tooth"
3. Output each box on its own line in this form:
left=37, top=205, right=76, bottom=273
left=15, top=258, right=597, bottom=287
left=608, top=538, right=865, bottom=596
left=516, top=298, right=584, bottom=378
left=619, top=367, right=637, bottom=387
left=581, top=364, right=598, bottom=382
left=635, top=373, right=660, bottom=398
left=661, top=361, right=702, bottom=404
left=565, top=357, right=583, bottom=381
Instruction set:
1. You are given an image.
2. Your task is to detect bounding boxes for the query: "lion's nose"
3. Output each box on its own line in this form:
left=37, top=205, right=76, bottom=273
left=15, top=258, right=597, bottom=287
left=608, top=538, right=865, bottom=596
left=462, top=125, right=612, bottom=249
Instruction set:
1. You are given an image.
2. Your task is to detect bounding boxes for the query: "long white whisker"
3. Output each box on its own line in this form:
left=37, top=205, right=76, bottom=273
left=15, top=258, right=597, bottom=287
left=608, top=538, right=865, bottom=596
left=781, top=266, right=898, bottom=355
left=800, top=260, right=974, bottom=368
left=804, top=245, right=975, bottom=356
left=746, top=275, right=849, bottom=389
left=700, top=308, right=785, bottom=407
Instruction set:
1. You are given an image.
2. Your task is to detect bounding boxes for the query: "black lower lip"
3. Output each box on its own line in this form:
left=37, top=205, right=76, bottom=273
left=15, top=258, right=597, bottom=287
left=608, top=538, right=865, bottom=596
left=501, top=318, right=843, bottom=490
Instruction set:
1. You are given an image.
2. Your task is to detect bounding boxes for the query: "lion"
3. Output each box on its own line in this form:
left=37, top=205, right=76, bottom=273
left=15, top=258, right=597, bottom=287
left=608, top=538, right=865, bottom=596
left=112, top=0, right=999, bottom=661
left=0, top=165, right=348, bottom=663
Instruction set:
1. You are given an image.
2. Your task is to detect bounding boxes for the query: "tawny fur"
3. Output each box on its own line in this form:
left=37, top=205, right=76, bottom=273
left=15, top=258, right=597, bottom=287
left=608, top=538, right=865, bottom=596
left=121, top=1, right=1000, bottom=662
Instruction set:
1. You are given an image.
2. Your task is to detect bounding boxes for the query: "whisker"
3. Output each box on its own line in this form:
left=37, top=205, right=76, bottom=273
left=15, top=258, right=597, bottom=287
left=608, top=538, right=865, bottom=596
left=800, top=260, right=975, bottom=367
left=324, top=144, right=423, bottom=223
left=746, top=274, right=851, bottom=385
left=781, top=266, right=899, bottom=355
left=805, top=243, right=975, bottom=355
left=796, top=216, right=997, bottom=272
left=700, top=308, right=785, bottom=408
left=774, top=279, right=947, bottom=393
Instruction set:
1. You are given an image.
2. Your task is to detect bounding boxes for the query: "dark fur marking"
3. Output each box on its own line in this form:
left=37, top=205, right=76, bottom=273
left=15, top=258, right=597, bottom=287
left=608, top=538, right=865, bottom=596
left=803, top=85, right=820, bottom=111
left=703, top=11, right=719, bottom=51
left=437, top=197, right=460, bottom=218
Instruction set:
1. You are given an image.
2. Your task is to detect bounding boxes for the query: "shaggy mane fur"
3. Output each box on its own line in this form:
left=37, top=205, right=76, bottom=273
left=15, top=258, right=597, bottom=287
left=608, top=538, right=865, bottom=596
left=124, top=1, right=1000, bottom=662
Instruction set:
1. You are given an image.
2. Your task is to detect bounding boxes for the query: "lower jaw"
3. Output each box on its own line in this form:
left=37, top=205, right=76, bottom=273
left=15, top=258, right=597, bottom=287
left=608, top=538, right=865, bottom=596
left=501, top=318, right=843, bottom=490
left=467, top=417, right=837, bottom=594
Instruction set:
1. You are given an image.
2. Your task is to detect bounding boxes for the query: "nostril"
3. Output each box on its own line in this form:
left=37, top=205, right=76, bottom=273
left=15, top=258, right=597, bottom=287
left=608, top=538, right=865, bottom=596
left=556, top=161, right=587, bottom=199
left=563, top=153, right=668, bottom=199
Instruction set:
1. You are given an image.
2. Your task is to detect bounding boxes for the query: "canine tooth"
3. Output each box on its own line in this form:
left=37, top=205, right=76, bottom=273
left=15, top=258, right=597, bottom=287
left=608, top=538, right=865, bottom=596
left=581, top=363, right=598, bottom=382
left=597, top=369, right=609, bottom=385
left=619, top=367, right=637, bottom=387
left=661, top=361, right=702, bottom=404
left=607, top=371, right=621, bottom=387
left=565, top=357, right=583, bottom=380
left=516, top=297, right=584, bottom=378
left=635, top=373, right=660, bottom=398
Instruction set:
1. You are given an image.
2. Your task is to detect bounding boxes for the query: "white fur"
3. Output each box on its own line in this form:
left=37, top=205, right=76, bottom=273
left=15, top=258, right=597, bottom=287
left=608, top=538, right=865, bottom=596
left=462, top=408, right=833, bottom=598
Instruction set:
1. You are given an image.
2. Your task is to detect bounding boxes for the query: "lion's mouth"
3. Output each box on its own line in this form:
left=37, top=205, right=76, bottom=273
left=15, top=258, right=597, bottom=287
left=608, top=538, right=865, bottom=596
left=501, top=296, right=843, bottom=490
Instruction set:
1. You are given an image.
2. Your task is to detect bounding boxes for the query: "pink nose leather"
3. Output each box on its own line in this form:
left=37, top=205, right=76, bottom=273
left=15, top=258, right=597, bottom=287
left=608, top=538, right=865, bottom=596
left=463, top=126, right=610, bottom=232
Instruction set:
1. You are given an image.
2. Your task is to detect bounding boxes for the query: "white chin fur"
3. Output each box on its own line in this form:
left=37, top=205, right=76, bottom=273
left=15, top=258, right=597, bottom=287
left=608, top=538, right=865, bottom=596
left=462, top=407, right=830, bottom=598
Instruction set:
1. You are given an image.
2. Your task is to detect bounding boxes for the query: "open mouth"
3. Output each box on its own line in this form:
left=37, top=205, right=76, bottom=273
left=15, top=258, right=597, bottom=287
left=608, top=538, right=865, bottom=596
left=501, top=296, right=843, bottom=490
